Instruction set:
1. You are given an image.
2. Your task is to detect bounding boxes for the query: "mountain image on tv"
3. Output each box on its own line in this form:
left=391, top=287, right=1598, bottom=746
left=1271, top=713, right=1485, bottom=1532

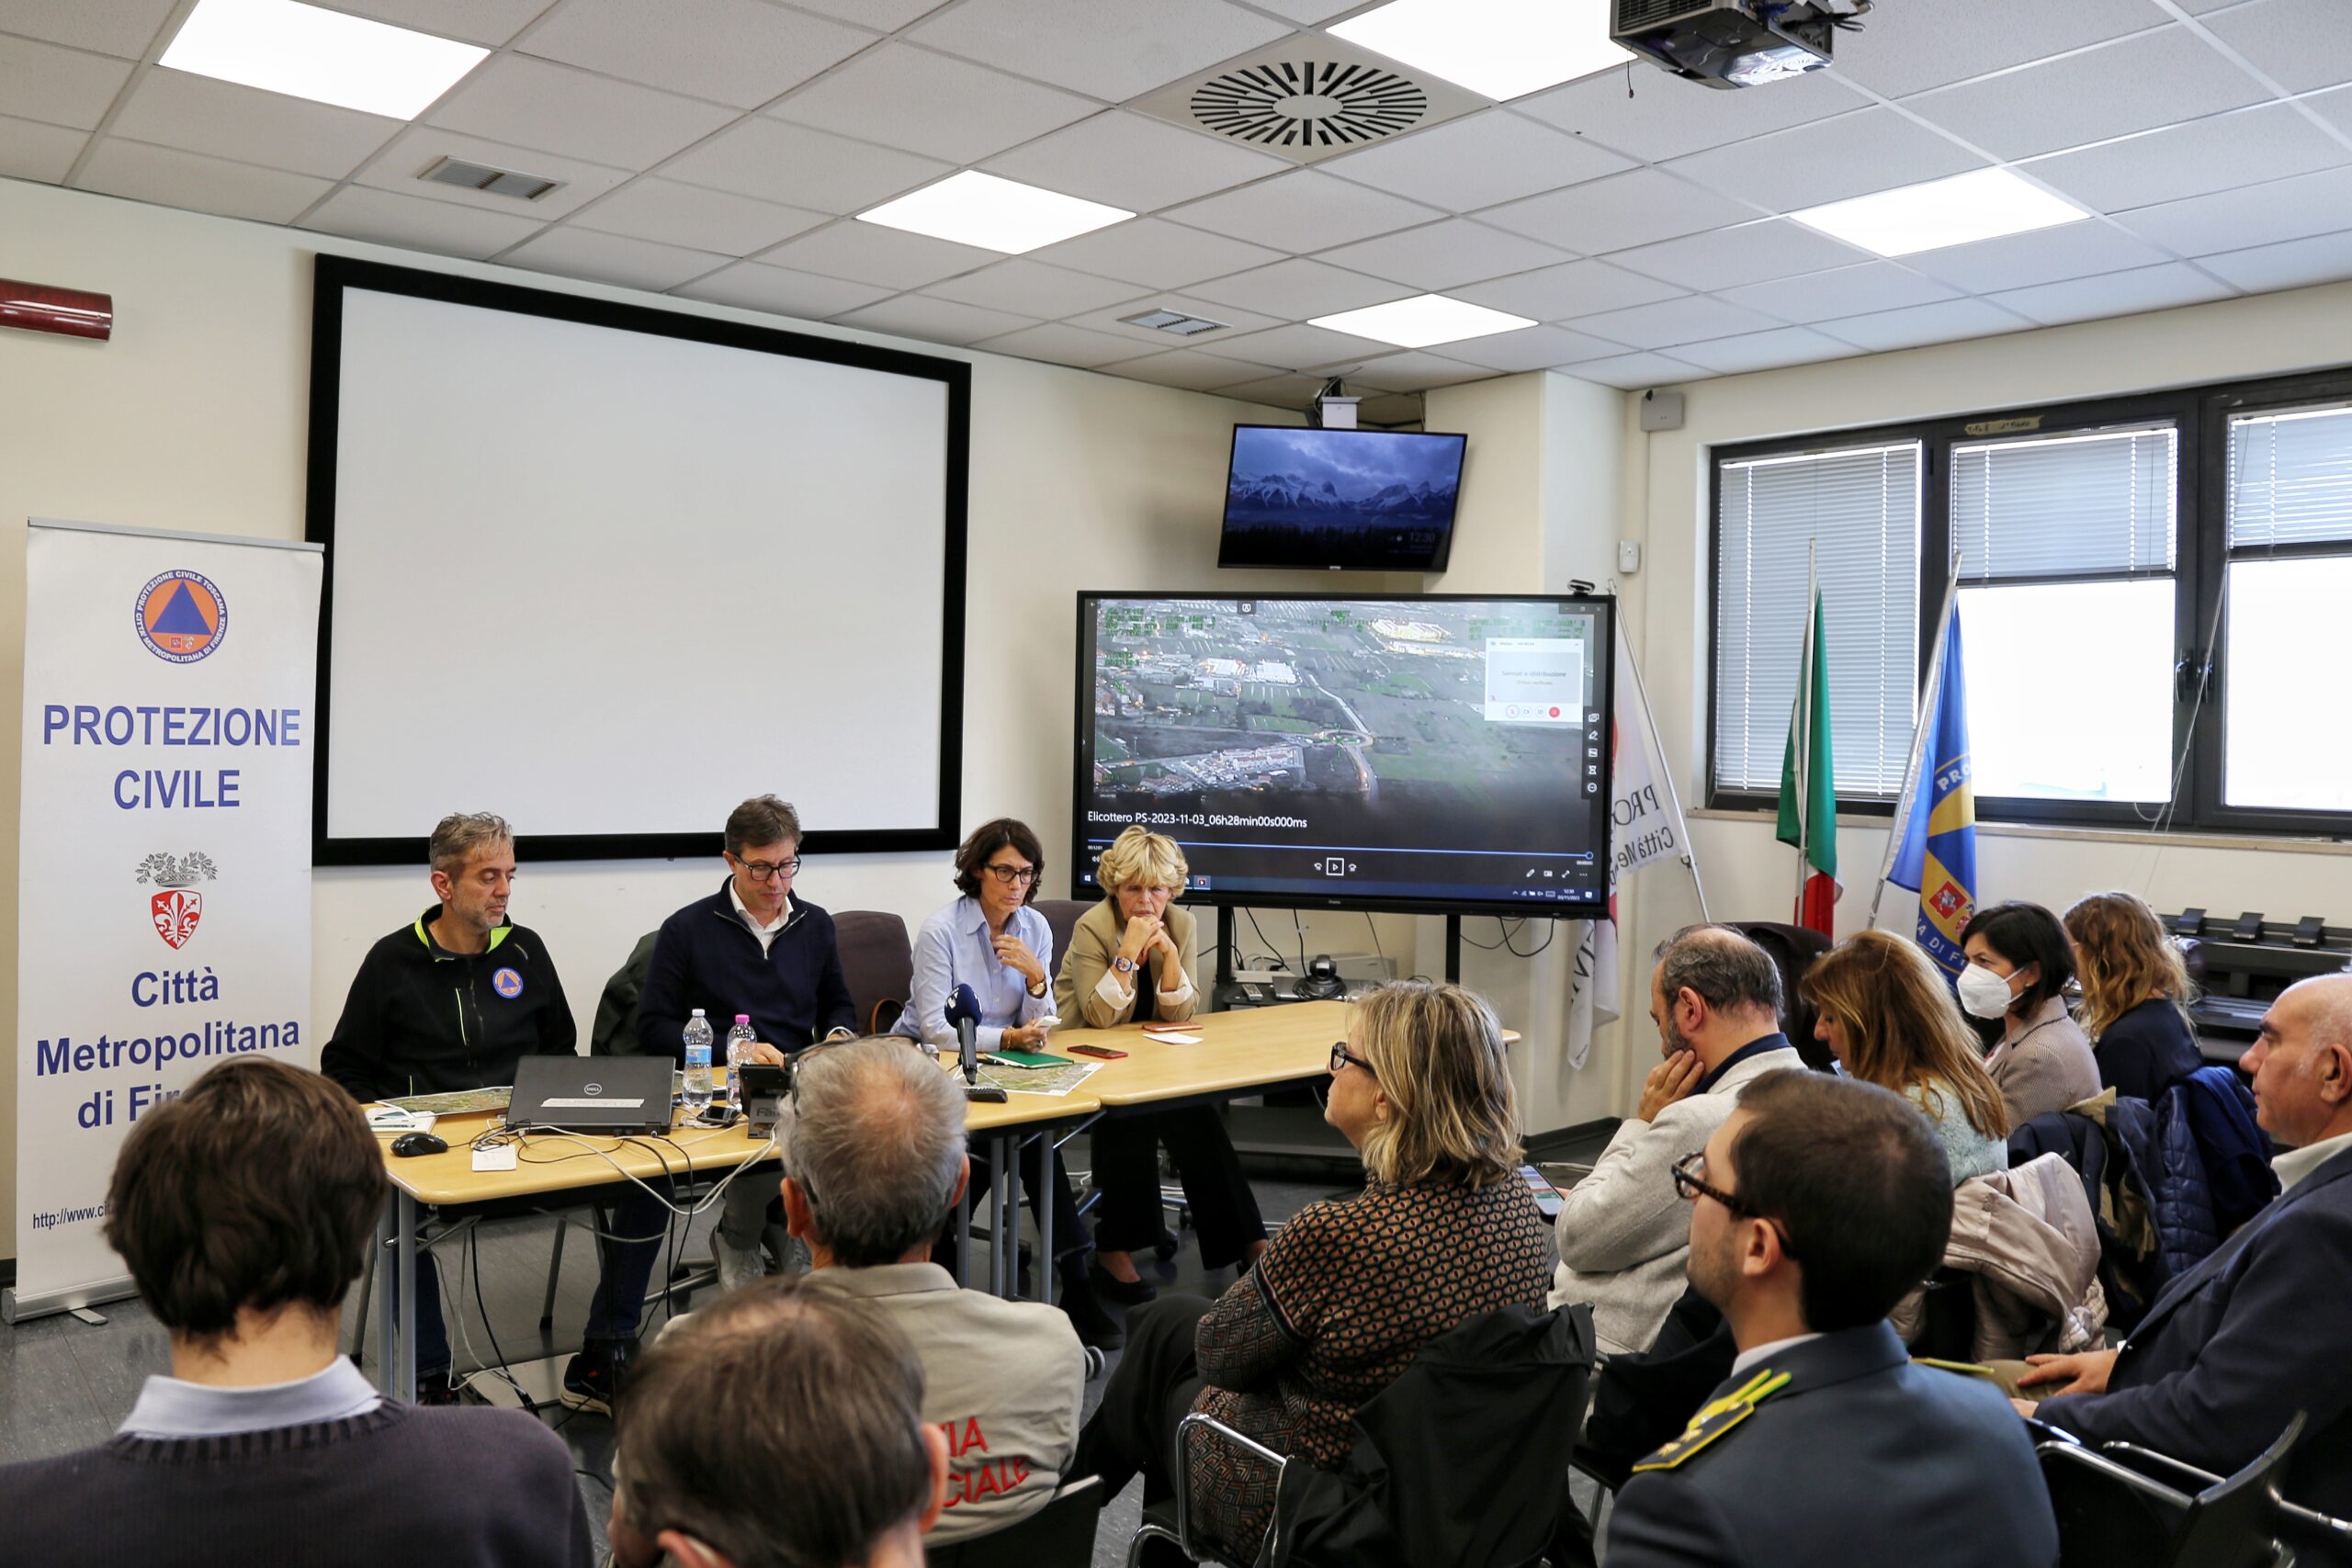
left=1220, top=427, right=1464, bottom=570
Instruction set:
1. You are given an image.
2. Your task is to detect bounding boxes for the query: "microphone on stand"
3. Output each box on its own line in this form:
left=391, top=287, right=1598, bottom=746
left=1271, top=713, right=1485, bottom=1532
left=945, top=984, right=1006, bottom=1102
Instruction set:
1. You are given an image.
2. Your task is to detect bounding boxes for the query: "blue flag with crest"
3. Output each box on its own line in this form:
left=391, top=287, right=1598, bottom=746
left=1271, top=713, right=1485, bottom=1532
left=1887, top=607, right=1977, bottom=979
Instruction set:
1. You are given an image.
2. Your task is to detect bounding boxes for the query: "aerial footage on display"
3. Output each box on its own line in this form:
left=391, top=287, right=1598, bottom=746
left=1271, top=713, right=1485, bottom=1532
left=1079, top=595, right=1609, bottom=909
left=1217, top=426, right=1465, bottom=570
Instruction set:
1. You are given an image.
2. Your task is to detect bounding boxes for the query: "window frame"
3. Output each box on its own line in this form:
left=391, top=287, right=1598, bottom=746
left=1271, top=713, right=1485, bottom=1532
left=1706, top=365, right=2352, bottom=838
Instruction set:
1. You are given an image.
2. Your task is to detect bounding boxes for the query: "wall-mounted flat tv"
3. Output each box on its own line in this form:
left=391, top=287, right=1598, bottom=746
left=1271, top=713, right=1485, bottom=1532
left=1072, top=592, right=1613, bottom=918
left=1216, top=425, right=1466, bottom=572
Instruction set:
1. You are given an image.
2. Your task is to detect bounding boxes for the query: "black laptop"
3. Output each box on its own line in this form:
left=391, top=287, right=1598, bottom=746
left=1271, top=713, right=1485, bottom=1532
left=507, top=1055, right=675, bottom=1134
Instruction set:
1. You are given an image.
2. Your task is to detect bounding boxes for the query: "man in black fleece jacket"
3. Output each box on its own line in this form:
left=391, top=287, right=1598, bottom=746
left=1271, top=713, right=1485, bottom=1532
left=0, top=1057, right=589, bottom=1568
left=322, top=813, right=666, bottom=1412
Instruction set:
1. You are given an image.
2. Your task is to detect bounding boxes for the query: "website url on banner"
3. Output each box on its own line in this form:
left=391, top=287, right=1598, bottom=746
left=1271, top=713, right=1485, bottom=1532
left=29, top=1202, right=107, bottom=1233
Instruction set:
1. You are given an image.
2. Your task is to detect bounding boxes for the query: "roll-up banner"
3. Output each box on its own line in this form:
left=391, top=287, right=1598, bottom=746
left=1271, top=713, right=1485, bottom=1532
left=6, top=520, right=322, bottom=1323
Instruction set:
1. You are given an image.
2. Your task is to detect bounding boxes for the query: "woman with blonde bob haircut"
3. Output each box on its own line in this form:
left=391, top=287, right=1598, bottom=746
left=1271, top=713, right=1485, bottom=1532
left=1802, top=930, right=2010, bottom=1183
left=2064, top=891, right=2204, bottom=1103
left=1069, top=980, right=1553, bottom=1562
left=1053, top=826, right=1267, bottom=1302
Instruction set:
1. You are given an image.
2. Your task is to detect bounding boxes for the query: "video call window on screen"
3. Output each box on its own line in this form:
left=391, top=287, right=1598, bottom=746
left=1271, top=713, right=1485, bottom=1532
left=1072, top=592, right=1615, bottom=917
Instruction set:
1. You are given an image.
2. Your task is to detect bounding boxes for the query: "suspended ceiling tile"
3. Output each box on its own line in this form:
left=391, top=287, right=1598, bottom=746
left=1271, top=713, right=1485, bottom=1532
left=972, top=320, right=1160, bottom=367
left=2199, top=0, right=2352, bottom=95
left=922, top=258, right=1147, bottom=316
left=1902, top=220, right=2173, bottom=295
left=1556, top=350, right=1706, bottom=389
left=1344, top=351, right=1495, bottom=391
left=503, top=226, right=733, bottom=291
left=571, top=178, right=826, bottom=257
left=1432, top=324, right=1626, bottom=372
left=1165, top=166, right=1442, bottom=253
left=1713, top=260, right=1962, bottom=324
left=2117, top=164, right=2352, bottom=255
left=1315, top=219, right=1572, bottom=293
left=299, top=183, right=548, bottom=258
left=1207, top=320, right=1396, bottom=371
left=1834, top=0, right=2166, bottom=99
left=1813, top=296, right=2037, bottom=352
left=784, top=0, right=953, bottom=28
left=521, top=0, right=875, bottom=110
left=1662, top=107, right=1983, bottom=215
left=0, top=36, right=134, bottom=131
left=1560, top=293, right=1782, bottom=350
left=1984, top=261, right=2237, bottom=325
left=1904, top=28, right=2269, bottom=163
left=428, top=54, right=738, bottom=170
left=2019, top=103, right=2351, bottom=215
left=910, top=0, right=1290, bottom=101
left=982, top=110, right=1289, bottom=214
left=111, top=69, right=402, bottom=179
left=353, top=127, right=631, bottom=221
left=1100, top=346, right=1283, bottom=391
left=1452, top=257, right=1688, bottom=321
left=2195, top=227, right=2352, bottom=293
left=1059, top=290, right=1285, bottom=344
left=834, top=292, right=1039, bottom=344
left=663, top=118, right=952, bottom=213
left=758, top=218, right=1001, bottom=289
left=1024, top=217, right=1283, bottom=291
left=0, top=0, right=181, bottom=59
left=1668, top=326, right=1862, bottom=375
left=1182, top=257, right=1410, bottom=319
left=670, top=260, right=897, bottom=319
left=1608, top=219, right=1871, bottom=293
left=0, top=114, right=85, bottom=182
left=1317, top=109, right=1633, bottom=213
left=1519, top=63, right=1870, bottom=164
left=317, top=0, right=550, bottom=46
left=76, top=138, right=334, bottom=223
left=773, top=43, right=1099, bottom=165
left=1480, top=167, right=1758, bottom=254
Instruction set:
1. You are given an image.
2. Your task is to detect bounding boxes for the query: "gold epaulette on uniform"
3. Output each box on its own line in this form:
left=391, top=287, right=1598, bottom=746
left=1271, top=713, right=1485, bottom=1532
left=1630, top=1369, right=1792, bottom=1473
left=1912, top=1357, right=2000, bottom=1381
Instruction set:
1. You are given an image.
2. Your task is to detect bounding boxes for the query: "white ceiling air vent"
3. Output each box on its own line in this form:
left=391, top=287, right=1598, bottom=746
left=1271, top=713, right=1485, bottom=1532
left=1120, top=308, right=1229, bottom=337
left=419, top=156, right=563, bottom=201
left=1130, top=33, right=1488, bottom=165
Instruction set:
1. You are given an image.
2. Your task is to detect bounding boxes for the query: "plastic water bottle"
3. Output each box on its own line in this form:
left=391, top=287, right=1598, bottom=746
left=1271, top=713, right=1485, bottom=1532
left=683, top=1009, right=715, bottom=1114
left=726, top=1015, right=756, bottom=1112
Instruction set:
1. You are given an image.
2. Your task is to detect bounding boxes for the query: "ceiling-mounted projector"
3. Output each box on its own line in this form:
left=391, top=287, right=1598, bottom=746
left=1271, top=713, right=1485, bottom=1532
left=1611, top=0, right=1868, bottom=89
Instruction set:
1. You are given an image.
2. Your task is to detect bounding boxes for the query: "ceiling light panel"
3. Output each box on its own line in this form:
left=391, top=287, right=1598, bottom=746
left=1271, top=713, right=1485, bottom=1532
left=1330, top=0, right=1631, bottom=103
left=160, top=0, right=488, bottom=119
left=1791, top=167, right=2089, bottom=259
left=857, top=170, right=1131, bottom=255
left=1309, top=293, right=1534, bottom=347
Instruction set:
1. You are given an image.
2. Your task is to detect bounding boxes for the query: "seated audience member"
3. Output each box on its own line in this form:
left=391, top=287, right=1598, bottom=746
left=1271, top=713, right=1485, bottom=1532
left=321, top=811, right=663, bottom=1412
left=610, top=1278, right=948, bottom=1568
left=778, top=1036, right=1084, bottom=1545
left=895, top=818, right=1118, bottom=1348
left=1961, top=901, right=2102, bottom=1125
left=0, top=1059, right=589, bottom=1567
left=1055, top=827, right=1267, bottom=1300
left=1072, top=980, right=1553, bottom=1562
left=638, top=794, right=857, bottom=1292
left=1803, top=931, right=2010, bottom=1183
left=2018, top=974, right=2352, bottom=1533
left=1549, top=924, right=1806, bottom=1354
left=2064, top=891, right=2205, bottom=1103
left=1605, top=1072, right=2058, bottom=1568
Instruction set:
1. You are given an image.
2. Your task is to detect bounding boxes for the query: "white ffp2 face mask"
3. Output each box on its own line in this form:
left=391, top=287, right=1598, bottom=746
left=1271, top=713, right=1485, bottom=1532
left=1957, top=963, right=2018, bottom=1021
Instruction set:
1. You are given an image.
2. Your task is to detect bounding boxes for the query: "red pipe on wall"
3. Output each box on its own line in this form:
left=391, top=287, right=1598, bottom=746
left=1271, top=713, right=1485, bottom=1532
left=0, top=279, right=113, bottom=342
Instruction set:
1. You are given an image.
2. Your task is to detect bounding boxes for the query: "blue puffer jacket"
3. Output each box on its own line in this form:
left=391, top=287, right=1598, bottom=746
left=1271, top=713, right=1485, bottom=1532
left=2176, top=1064, right=2279, bottom=1234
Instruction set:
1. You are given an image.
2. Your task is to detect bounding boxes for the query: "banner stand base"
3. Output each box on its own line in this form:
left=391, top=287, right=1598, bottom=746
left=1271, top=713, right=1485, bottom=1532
left=4, top=1276, right=139, bottom=1325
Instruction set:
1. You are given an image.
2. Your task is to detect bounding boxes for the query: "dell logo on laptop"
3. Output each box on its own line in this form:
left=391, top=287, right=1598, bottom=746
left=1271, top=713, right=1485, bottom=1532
left=583, top=1082, right=602, bottom=1096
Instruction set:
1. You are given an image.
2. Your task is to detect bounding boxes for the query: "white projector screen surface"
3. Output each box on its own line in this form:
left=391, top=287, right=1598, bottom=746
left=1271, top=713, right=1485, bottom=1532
left=314, top=263, right=963, bottom=859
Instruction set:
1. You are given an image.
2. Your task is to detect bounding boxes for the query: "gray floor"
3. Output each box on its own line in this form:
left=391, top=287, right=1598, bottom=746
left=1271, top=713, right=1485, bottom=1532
left=0, top=1126, right=1616, bottom=1567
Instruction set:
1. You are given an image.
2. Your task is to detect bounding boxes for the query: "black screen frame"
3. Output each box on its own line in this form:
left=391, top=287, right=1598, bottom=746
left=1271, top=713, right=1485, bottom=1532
left=304, top=254, right=970, bottom=866
left=1069, top=590, right=1615, bottom=919
left=1215, top=423, right=1468, bottom=573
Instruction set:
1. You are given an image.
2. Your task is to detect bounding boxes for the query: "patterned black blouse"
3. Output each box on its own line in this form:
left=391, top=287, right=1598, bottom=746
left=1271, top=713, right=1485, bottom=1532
left=1185, top=1176, right=1555, bottom=1558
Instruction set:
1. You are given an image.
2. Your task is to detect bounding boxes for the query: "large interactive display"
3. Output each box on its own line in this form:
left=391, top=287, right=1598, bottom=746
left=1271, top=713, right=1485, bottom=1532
left=1216, top=425, right=1466, bottom=571
left=1073, top=593, right=1613, bottom=916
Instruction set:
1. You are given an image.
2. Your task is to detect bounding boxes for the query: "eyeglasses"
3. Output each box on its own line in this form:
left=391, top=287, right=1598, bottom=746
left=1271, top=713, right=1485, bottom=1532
left=1329, top=1042, right=1375, bottom=1077
left=732, top=854, right=800, bottom=882
left=983, top=863, right=1038, bottom=886
left=1670, top=1151, right=1799, bottom=1257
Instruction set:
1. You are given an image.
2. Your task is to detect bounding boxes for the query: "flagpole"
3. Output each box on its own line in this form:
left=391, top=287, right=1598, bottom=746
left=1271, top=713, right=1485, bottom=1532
left=1869, top=547, right=1963, bottom=929
left=1794, top=539, right=1816, bottom=920
left=1616, top=613, right=1712, bottom=921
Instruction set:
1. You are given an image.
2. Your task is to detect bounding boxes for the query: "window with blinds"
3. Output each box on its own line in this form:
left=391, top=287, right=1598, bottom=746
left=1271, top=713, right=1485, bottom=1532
left=1713, top=441, right=1921, bottom=797
left=1948, top=424, right=2180, bottom=805
left=2224, top=403, right=2352, bottom=811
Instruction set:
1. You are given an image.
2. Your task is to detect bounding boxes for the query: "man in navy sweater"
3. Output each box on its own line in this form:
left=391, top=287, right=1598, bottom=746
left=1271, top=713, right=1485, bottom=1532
left=2019, top=974, right=2352, bottom=1551
left=0, top=1057, right=588, bottom=1566
left=639, top=795, right=856, bottom=1289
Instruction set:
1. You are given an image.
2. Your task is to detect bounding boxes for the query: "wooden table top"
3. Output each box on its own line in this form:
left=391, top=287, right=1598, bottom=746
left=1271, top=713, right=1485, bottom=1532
left=1049, top=998, right=1353, bottom=1106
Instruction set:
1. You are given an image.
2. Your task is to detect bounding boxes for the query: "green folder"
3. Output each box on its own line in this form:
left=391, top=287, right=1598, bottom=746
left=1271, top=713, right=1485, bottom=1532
left=988, top=1050, right=1076, bottom=1069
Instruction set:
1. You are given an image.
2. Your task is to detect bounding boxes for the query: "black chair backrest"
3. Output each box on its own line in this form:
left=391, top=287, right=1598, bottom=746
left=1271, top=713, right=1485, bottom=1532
left=2038, top=1415, right=2307, bottom=1568
left=833, top=909, right=913, bottom=1036
left=1724, top=920, right=1837, bottom=1071
left=2169, top=1416, right=2303, bottom=1568
left=927, top=1475, right=1104, bottom=1568
left=588, top=931, right=661, bottom=1056
left=1032, top=898, right=1092, bottom=976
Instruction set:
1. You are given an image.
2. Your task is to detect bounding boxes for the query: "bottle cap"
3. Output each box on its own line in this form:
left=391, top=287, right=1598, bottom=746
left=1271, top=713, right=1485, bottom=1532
left=736, top=1014, right=751, bottom=1023
left=690, top=1008, right=706, bottom=1016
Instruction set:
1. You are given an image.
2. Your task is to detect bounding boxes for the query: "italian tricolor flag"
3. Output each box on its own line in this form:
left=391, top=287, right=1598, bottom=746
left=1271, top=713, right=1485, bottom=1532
left=1776, top=588, right=1838, bottom=935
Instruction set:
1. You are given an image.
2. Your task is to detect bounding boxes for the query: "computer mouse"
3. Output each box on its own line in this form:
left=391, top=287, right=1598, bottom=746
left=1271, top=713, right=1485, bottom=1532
left=390, top=1132, right=448, bottom=1157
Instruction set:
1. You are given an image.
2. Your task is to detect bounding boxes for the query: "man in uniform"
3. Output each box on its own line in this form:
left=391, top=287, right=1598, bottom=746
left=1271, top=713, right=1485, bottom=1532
left=639, top=795, right=855, bottom=1289
left=322, top=812, right=666, bottom=1414
left=1603, top=1070, right=2057, bottom=1568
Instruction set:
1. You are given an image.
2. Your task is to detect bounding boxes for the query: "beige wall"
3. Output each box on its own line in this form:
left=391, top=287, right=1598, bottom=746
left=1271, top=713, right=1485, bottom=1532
left=1630, top=278, right=2352, bottom=1035
left=0, top=175, right=1419, bottom=1263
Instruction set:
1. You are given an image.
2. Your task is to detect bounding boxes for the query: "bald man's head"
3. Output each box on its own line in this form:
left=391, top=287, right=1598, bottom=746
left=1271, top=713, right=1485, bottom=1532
left=1651, top=923, right=1786, bottom=1066
left=2242, top=974, right=2352, bottom=1148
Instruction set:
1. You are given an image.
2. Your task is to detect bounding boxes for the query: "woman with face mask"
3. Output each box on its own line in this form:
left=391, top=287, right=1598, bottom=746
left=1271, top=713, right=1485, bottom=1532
left=1958, top=901, right=2102, bottom=1126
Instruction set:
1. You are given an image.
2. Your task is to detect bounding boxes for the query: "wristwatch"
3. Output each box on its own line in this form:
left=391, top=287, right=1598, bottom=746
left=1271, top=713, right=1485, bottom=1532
left=1027, top=978, right=1048, bottom=998
left=1113, top=955, right=1138, bottom=975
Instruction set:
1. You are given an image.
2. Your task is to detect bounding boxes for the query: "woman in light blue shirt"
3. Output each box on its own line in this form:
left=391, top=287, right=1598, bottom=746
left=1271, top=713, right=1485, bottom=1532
left=900, top=818, right=1122, bottom=1349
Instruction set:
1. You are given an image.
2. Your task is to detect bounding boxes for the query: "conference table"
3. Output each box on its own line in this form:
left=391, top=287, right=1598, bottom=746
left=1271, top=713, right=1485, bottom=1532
left=366, top=999, right=1372, bottom=1404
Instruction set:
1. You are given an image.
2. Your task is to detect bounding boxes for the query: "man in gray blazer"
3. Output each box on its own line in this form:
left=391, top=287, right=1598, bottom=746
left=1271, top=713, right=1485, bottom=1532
left=1551, top=925, right=1807, bottom=1352
left=780, top=1037, right=1086, bottom=1546
left=1604, top=1071, right=2058, bottom=1568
